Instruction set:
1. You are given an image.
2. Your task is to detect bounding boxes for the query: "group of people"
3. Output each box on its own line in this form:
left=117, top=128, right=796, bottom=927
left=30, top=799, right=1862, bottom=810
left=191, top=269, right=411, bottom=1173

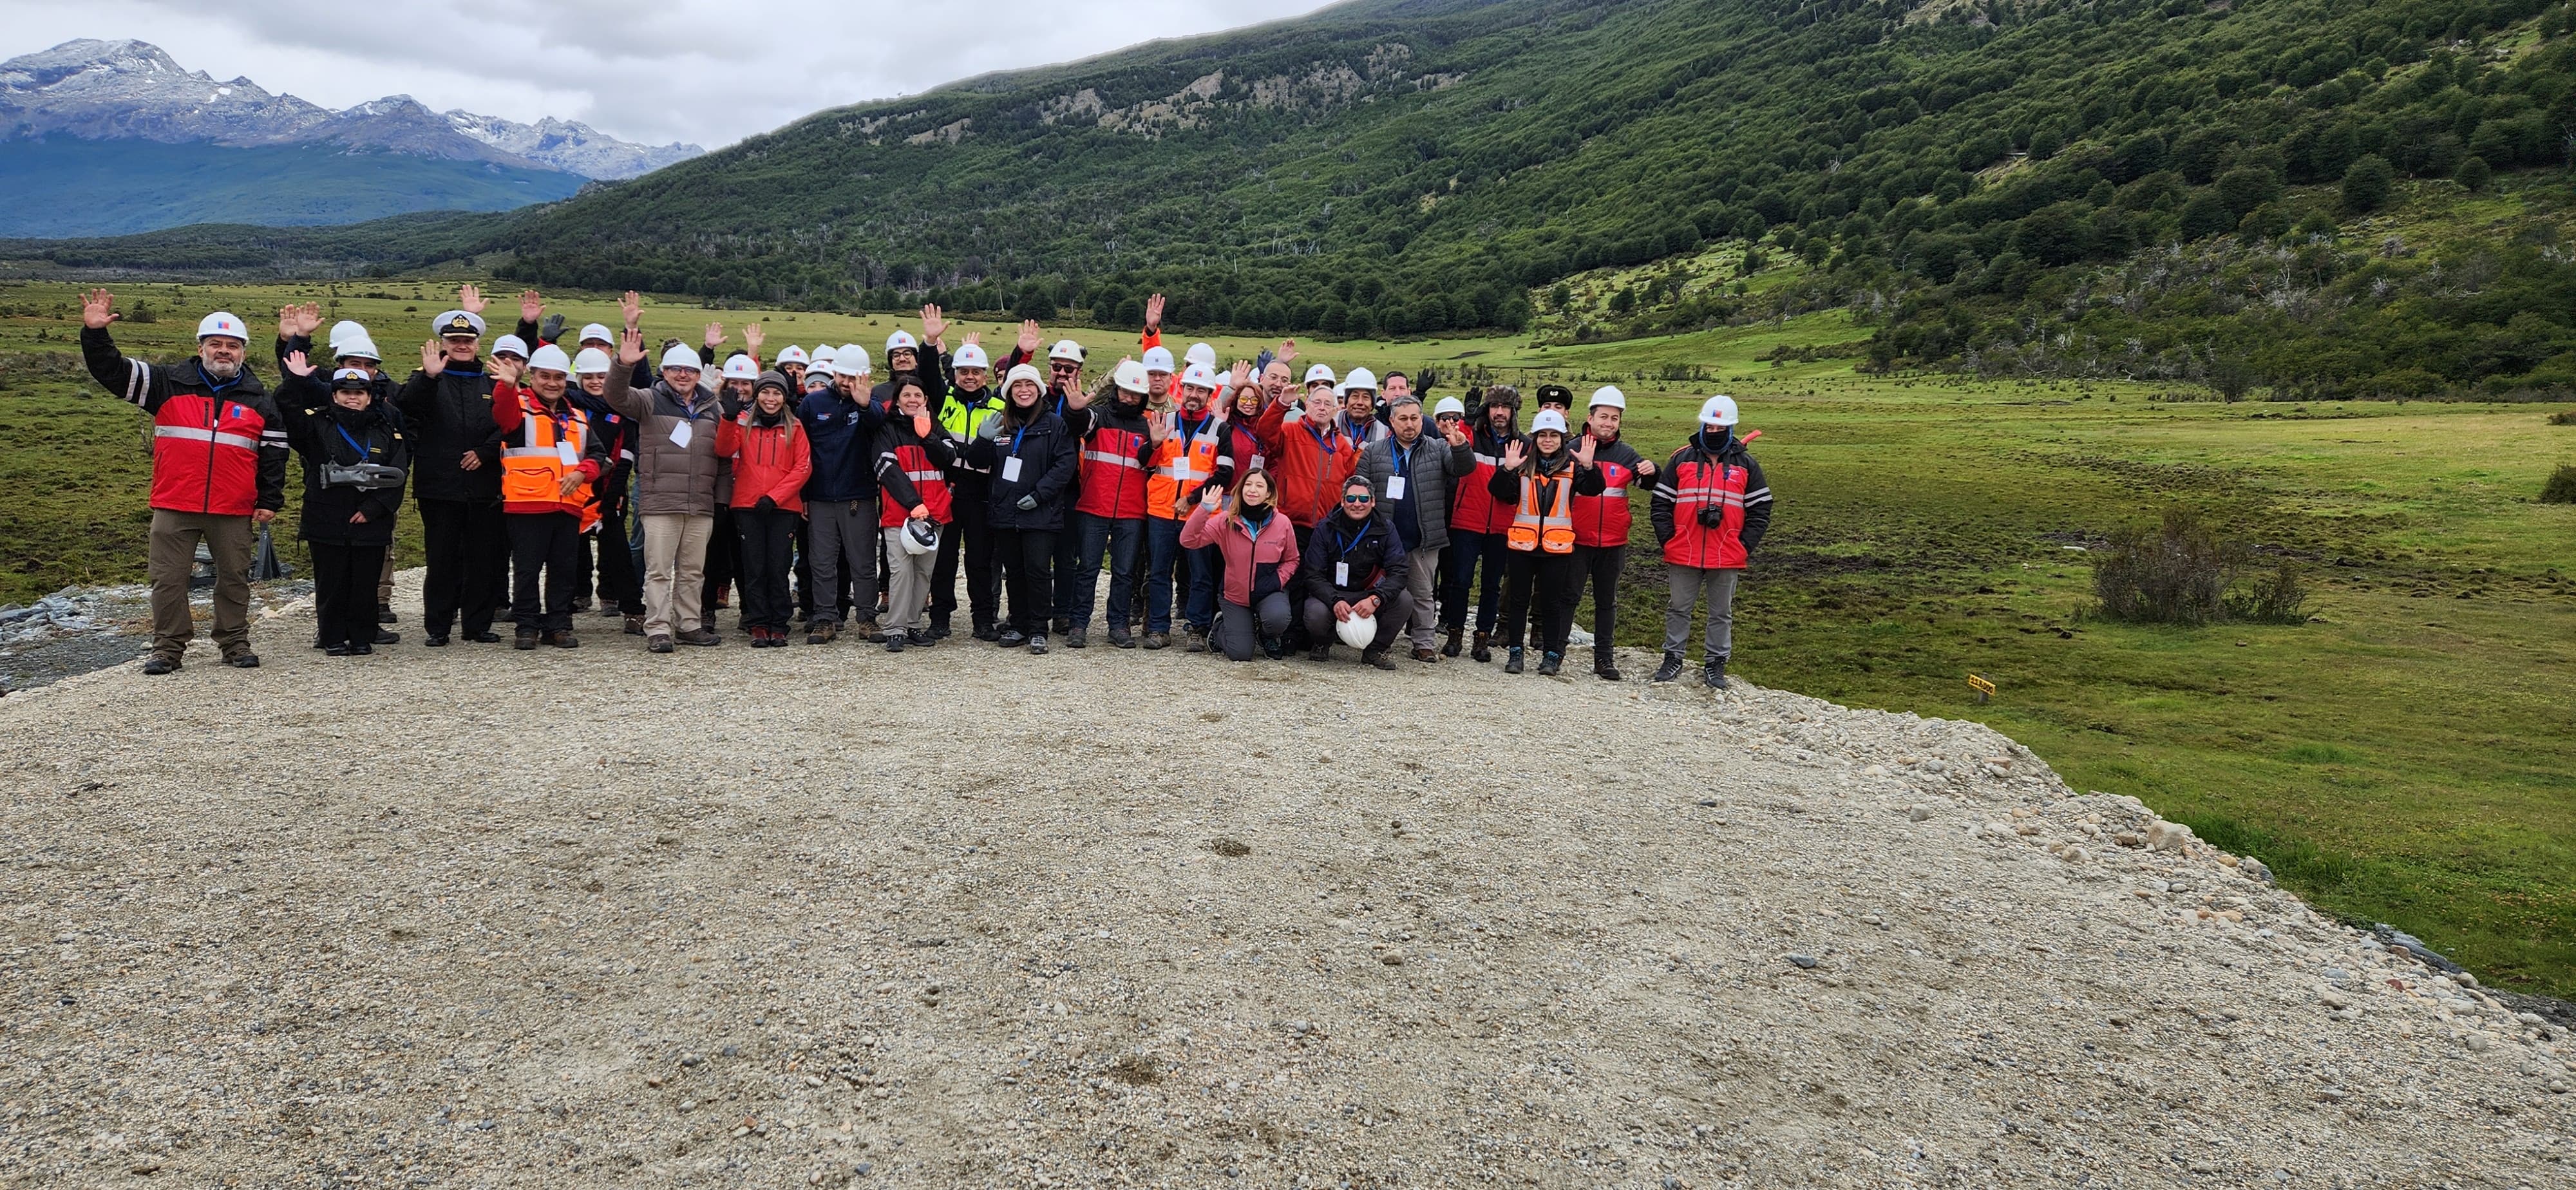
left=77, top=285, right=1772, bottom=686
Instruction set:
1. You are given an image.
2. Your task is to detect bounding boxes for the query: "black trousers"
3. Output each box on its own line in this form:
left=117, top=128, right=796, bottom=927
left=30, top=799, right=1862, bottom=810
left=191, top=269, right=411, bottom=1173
left=1499, top=548, right=1580, bottom=656
left=735, top=507, right=799, bottom=632
left=417, top=497, right=507, bottom=638
left=794, top=515, right=815, bottom=619
left=931, top=496, right=997, bottom=632
left=310, top=541, right=386, bottom=650
left=1569, top=542, right=1627, bottom=659
left=506, top=511, right=583, bottom=634
left=991, top=526, right=1056, bottom=636
left=702, top=504, right=737, bottom=610
left=594, top=508, right=644, bottom=614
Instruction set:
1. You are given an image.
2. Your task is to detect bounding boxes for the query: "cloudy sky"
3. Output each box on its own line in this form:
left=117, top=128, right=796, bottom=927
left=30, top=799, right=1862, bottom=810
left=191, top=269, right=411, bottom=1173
left=0, top=0, right=1334, bottom=147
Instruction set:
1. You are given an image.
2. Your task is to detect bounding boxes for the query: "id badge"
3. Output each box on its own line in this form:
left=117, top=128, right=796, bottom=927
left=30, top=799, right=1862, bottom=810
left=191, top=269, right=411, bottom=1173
left=1335, top=562, right=1350, bottom=587
left=670, top=422, right=692, bottom=449
left=1386, top=475, right=1406, bottom=501
left=556, top=440, right=578, bottom=466
left=1002, top=456, right=1023, bottom=482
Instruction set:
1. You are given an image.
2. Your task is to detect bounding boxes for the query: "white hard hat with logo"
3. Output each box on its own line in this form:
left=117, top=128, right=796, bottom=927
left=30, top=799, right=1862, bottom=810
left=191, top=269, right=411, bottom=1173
left=1112, top=359, right=1151, bottom=394
left=721, top=355, right=760, bottom=381
left=1699, top=394, right=1739, bottom=427
left=573, top=347, right=612, bottom=375
left=1530, top=410, right=1570, bottom=435
left=952, top=343, right=990, bottom=370
left=196, top=311, right=249, bottom=341
left=1048, top=339, right=1086, bottom=364
left=660, top=344, right=705, bottom=372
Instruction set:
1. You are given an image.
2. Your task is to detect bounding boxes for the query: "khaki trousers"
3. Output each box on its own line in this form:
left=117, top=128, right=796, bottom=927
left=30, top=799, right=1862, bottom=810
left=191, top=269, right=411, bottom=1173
left=146, top=510, right=254, bottom=660
left=641, top=513, right=715, bottom=636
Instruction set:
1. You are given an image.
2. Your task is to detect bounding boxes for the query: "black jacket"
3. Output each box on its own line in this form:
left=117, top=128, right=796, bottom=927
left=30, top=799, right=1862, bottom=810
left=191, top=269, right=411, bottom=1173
left=274, top=374, right=410, bottom=547
left=963, top=409, right=1078, bottom=531
left=1296, top=508, right=1409, bottom=608
left=393, top=362, right=502, bottom=502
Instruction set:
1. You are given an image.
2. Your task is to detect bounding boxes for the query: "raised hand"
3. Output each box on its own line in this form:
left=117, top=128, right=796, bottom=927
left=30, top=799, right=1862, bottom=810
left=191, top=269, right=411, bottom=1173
left=283, top=350, right=316, bottom=378
left=80, top=288, right=115, bottom=329
left=1276, top=339, right=1298, bottom=364
left=913, top=411, right=933, bottom=439
left=519, top=289, right=544, bottom=324
left=1227, top=359, right=1253, bottom=391
left=1443, top=420, right=1470, bottom=448
left=457, top=283, right=486, bottom=315
left=1501, top=439, right=1526, bottom=470
left=293, top=301, right=323, bottom=338
left=276, top=305, right=297, bottom=342
left=1016, top=319, right=1043, bottom=356
left=962, top=330, right=981, bottom=347
left=618, top=290, right=643, bottom=330
left=1573, top=433, right=1597, bottom=468
left=743, top=323, right=764, bottom=356
left=617, top=325, right=646, bottom=366
left=920, top=303, right=946, bottom=344
left=1147, top=410, right=1171, bottom=442
left=1144, top=292, right=1164, bottom=331
left=703, top=321, right=724, bottom=350
left=421, top=339, right=447, bottom=377
left=489, top=354, right=524, bottom=386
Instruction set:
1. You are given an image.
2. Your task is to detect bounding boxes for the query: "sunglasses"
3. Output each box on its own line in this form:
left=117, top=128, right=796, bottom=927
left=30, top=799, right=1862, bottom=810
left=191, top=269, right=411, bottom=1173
left=1342, top=493, right=1374, bottom=504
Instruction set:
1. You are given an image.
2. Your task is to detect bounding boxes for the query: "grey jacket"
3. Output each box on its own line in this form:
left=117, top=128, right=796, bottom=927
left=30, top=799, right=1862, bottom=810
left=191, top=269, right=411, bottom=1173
left=602, top=368, right=726, bottom=517
left=1356, top=430, right=1476, bottom=552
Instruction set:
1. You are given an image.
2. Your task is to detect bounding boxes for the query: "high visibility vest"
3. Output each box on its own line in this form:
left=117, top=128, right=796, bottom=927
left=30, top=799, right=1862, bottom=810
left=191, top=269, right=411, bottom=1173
left=1662, top=453, right=1753, bottom=570
left=1144, top=415, right=1223, bottom=518
left=879, top=441, right=954, bottom=525
left=149, top=392, right=269, bottom=516
left=1075, top=421, right=1151, bottom=518
left=1506, top=468, right=1575, bottom=554
left=1571, top=457, right=1634, bottom=547
left=939, top=389, right=1002, bottom=442
left=500, top=397, right=592, bottom=514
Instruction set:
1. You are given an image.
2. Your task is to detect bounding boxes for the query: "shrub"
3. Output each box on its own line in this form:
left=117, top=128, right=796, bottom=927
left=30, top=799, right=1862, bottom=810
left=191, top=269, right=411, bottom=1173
left=2548, top=410, right=2576, bottom=426
left=2227, top=557, right=2313, bottom=624
left=2455, top=155, right=2492, bottom=192
left=2342, top=155, right=2395, bottom=214
left=2544, top=465, right=2576, bottom=504
left=2093, top=508, right=2239, bottom=625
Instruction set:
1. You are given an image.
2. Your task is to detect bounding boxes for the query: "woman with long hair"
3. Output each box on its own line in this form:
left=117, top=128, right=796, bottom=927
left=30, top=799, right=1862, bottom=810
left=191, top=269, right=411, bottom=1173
left=1180, top=468, right=1302, bottom=662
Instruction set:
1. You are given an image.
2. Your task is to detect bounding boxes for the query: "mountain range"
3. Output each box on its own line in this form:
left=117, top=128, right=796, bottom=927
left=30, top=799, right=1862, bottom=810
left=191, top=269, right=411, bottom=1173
left=0, top=39, right=701, bottom=236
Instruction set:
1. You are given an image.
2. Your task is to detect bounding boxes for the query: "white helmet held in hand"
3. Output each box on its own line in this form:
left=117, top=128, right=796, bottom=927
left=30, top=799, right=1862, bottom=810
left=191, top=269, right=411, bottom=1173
left=1336, top=614, right=1377, bottom=650
left=527, top=343, right=573, bottom=374
left=1699, top=394, right=1739, bottom=427
left=900, top=518, right=940, bottom=556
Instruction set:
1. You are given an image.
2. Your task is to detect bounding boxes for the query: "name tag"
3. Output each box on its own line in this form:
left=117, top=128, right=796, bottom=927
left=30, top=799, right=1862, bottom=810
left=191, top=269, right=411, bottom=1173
left=1385, top=475, right=1406, bottom=501
left=1001, top=456, right=1023, bottom=482
left=1335, top=562, right=1350, bottom=587
left=556, top=440, right=578, bottom=466
left=670, top=422, right=692, bottom=449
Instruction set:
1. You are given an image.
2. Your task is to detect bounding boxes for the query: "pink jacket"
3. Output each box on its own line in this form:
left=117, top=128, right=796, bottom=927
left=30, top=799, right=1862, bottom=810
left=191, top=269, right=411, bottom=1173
left=1180, top=502, right=1300, bottom=607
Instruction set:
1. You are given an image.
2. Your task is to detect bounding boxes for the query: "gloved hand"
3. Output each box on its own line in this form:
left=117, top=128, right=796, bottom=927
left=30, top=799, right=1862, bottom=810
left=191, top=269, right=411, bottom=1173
left=1016, top=494, right=1039, bottom=511
left=1698, top=505, right=1726, bottom=527
left=978, top=417, right=1003, bottom=440
left=540, top=313, right=565, bottom=343
left=755, top=495, right=778, bottom=513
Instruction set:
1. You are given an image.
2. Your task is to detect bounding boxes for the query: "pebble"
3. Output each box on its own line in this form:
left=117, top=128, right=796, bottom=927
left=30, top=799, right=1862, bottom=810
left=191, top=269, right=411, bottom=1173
left=1787, top=953, right=1819, bottom=969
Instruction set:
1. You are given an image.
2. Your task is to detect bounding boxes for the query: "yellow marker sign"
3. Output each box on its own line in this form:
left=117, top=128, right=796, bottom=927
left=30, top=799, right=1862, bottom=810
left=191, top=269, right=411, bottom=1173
left=1967, top=674, right=1997, bottom=704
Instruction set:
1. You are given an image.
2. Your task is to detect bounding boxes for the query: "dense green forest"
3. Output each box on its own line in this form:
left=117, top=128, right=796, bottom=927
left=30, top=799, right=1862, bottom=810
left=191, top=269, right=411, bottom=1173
left=6, top=0, right=2575, bottom=396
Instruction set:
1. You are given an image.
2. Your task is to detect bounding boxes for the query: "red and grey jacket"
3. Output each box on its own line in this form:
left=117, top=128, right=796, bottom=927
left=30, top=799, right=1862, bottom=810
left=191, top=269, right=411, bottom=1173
left=1066, top=399, right=1156, bottom=519
left=83, top=326, right=287, bottom=516
left=1449, top=422, right=1520, bottom=536
left=1571, top=437, right=1647, bottom=548
left=1651, top=431, right=1772, bottom=570
left=873, top=417, right=959, bottom=525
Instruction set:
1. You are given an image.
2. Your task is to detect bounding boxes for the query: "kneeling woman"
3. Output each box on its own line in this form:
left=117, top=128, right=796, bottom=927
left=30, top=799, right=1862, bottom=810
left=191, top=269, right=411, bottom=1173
left=1181, top=469, right=1301, bottom=661
left=715, top=371, right=813, bottom=647
left=277, top=352, right=411, bottom=655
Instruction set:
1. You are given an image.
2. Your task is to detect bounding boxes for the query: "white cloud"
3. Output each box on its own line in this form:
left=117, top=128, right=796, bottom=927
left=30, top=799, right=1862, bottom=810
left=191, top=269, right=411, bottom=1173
left=0, top=0, right=1332, bottom=147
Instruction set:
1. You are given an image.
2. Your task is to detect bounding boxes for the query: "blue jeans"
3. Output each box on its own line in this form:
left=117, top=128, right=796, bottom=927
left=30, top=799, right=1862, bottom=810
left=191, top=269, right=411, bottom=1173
left=1145, top=516, right=1218, bottom=634
left=1443, top=528, right=1506, bottom=634
left=1070, top=512, right=1144, bottom=631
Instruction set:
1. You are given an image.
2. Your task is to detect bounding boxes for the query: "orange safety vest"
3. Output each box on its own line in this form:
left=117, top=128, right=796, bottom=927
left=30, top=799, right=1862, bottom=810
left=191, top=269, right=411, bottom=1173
left=500, top=397, right=593, bottom=515
left=1145, top=414, right=1224, bottom=518
left=1506, top=468, right=1576, bottom=554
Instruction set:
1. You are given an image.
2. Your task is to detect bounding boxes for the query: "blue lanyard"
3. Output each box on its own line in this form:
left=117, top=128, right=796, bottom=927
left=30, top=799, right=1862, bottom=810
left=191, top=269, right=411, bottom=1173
left=1332, top=518, right=1371, bottom=560
left=1305, top=418, right=1340, bottom=453
left=1177, top=414, right=1211, bottom=444
left=1388, top=440, right=1413, bottom=484
left=331, top=422, right=370, bottom=461
left=1009, top=426, right=1027, bottom=458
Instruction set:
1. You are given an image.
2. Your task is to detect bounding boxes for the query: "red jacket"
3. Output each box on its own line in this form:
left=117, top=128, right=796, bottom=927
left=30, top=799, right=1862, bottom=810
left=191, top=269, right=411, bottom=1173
left=1450, top=422, right=1519, bottom=536
left=715, top=411, right=813, bottom=513
left=1251, top=400, right=1366, bottom=528
left=1571, top=437, right=1646, bottom=548
left=83, top=326, right=287, bottom=516
left=1651, top=432, right=1773, bottom=570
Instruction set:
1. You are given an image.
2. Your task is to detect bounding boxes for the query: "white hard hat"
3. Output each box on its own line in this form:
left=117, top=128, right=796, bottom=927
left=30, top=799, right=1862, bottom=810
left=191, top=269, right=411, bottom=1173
left=1336, top=613, right=1378, bottom=650
left=898, top=518, right=940, bottom=556
left=579, top=322, right=615, bottom=345
left=491, top=334, right=530, bottom=360
left=1112, top=359, right=1151, bottom=394
left=803, top=368, right=836, bottom=391
left=659, top=344, right=704, bottom=372
left=1141, top=346, right=1175, bottom=373
left=952, top=343, right=989, bottom=370
left=1004, top=363, right=1045, bottom=391
left=811, top=344, right=837, bottom=363
left=573, top=347, right=612, bottom=375
left=832, top=345, right=871, bottom=377
left=1048, top=339, right=1086, bottom=364
left=433, top=310, right=484, bottom=337
left=326, top=319, right=373, bottom=355
left=195, top=311, right=248, bottom=341
left=1698, top=394, right=1740, bottom=427
left=1339, top=366, right=1378, bottom=393
left=1589, top=385, right=1626, bottom=411
left=721, top=355, right=759, bottom=381
left=334, top=334, right=382, bottom=363
left=886, top=329, right=918, bottom=353
left=526, top=343, right=573, bottom=374
left=775, top=345, right=810, bottom=366
left=1179, top=362, right=1219, bottom=390
left=1302, top=363, right=1337, bottom=386
left=1184, top=343, right=1217, bottom=370
left=1531, top=410, right=1570, bottom=435
left=1432, top=396, right=1466, bottom=418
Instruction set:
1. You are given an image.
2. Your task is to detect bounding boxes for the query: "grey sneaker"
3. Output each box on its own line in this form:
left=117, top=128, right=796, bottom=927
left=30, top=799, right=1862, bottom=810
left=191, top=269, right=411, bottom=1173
left=1651, top=652, right=1685, bottom=683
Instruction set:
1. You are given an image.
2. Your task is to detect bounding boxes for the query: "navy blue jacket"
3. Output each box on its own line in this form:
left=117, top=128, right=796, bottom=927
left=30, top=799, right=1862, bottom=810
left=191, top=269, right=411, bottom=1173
left=797, top=386, right=887, bottom=504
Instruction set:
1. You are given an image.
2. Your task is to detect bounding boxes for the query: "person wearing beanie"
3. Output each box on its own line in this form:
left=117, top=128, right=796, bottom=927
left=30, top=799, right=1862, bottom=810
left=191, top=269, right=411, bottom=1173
left=1441, top=384, right=1522, bottom=663
left=870, top=376, right=960, bottom=652
left=793, top=343, right=888, bottom=643
left=1295, top=473, right=1412, bottom=669
left=714, top=370, right=812, bottom=647
left=1569, top=386, right=1655, bottom=681
left=601, top=311, right=730, bottom=652
left=1486, top=407, right=1604, bottom=676
left=934, top=338, right=1005, bottom=639
left=395, top=286, right=509, bottom=648
left=1650, top=395, right=1772, bottom=688
left=1354, top=393, right=1476, bottom=662
left=961, top=363, right=1077, bottom=653
left=488, top=345, right=608, bottom=649
left=273, top=351, right=410, bottom=656
left=1179, top=468, right=1300, bottom=663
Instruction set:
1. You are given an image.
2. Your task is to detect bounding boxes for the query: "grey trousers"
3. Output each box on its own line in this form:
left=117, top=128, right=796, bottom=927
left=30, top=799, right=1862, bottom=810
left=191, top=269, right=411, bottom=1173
left=1302, top=590, right=1414, bottom=654
left=1663, top=564, right=1739, bottom=660
left=1399, top=544, right=1442, bottom=648
left=808, top=498, right=880, bottom=625
left=1215, top=594, right=1293, bottom=662
left=881, top=525, right=939, bottom=632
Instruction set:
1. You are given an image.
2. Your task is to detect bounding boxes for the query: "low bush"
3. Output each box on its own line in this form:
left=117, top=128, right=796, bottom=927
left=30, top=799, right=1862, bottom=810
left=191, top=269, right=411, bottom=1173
left=2092, top=508, right=2311, bottom=625
left=2543, top=465, right=2576, bottom=504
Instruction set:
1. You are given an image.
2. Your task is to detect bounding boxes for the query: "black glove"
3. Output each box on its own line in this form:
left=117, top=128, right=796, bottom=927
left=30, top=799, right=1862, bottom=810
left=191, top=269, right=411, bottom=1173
left=1016, top=494, right=1039, bottom=511
left=755, top=495, right=778, bottom=513
left=1698, top=505, right=1726, bottom=527
left=540, top=313, right=565, bottom=343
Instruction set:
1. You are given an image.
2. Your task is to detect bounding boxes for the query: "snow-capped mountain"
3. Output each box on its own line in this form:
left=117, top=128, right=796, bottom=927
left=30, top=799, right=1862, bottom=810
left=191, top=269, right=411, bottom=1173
left=0, top=39, right=701, bottom=180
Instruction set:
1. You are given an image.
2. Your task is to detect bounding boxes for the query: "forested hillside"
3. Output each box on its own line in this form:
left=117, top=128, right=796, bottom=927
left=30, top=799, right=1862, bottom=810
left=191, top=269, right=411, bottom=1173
left=10, top=0, right=2575, bottom=395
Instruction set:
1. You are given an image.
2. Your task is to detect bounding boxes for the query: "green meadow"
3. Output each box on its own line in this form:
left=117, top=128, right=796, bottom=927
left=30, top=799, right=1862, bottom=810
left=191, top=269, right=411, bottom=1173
left=3, top=279, right=2570, bottom=995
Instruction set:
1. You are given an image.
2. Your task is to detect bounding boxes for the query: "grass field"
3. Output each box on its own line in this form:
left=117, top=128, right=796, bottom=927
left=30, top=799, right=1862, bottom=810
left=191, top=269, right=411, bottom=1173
left=4, top=278, right=2572, bottom=996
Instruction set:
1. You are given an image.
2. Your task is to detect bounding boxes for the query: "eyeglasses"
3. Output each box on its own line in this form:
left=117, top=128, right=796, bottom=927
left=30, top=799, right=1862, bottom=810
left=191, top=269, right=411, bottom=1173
left=1342, top=494, right=1374, bottom=504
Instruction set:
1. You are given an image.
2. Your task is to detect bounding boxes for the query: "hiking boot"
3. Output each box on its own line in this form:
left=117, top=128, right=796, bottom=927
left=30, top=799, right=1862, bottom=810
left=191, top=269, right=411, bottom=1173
left=1108, top=627, right=1135, bottom=649
left=142, top=655, right=180, bottom=675
left=1309, top=643, right=1334, bottom=663
left=1470, top=631, right=1492, bottom=663
left=624, top=614, right=645, bottom=636
left=850, top=619, right=884, bottom=643
left=1260, top=636, right=1286, bottom=660
left=1052, top=616, right=1072, bottom=636
left=1705, top=656, right=1728, bottom=690
left=1652, top=652, right=1685, bottom=683
left=808, top=620, right=838, bottom=645
left=1066, top=625, right=1089, bottom=649
left=515, top=628, right=540, bottom=650
left=908, top=627, right=936, bottom=647
left=1183, top=627, right=1208, bottom=653
left=676, top=628, right=723, bottom=647
left=885, top=631, right=906, bottom=654
left=1441, top=625, right=1463, bottom=657
left=1504, top=647, right=1525, bottom=674
left=997, top=627, right=1028, bottom=648
left=1412, top=646, right=1439, bottom=663
left=545, top=629, right=580, bottom=649
left=1595, top=653, right=1622, bottom=681
left=1028, top=632, right=1050, bottom=656
left=1361, top=647, right=1396, bottom=672
left=377, top=604, right=397, bottom=624
left=601, top=604, right=624, bottom=619
left=1536, top=651, right=1563, bottom=677
left=570, top=595, right=591, bottom=613
left=1142, top=631, right=1170, bottom=650
left=223, top=651, right=260, bottom=668
left=648, top=634, right=675, bottom=654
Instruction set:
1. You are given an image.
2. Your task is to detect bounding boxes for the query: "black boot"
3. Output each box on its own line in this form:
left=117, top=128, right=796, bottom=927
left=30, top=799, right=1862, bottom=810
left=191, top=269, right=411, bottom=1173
left=1503, top=647, right=1524, bottom=675
left=1441, top=625, right=1463, bottom=657
left=1651, top=652, right=1685, bottom=683
left=1470, top=631, right=1492, bottom=663
left=1705, top=656, right=1728, bottom=690
left=1595, top=650, right=1622, bottom=681
left=1535, top=650, right=1561, bottom=677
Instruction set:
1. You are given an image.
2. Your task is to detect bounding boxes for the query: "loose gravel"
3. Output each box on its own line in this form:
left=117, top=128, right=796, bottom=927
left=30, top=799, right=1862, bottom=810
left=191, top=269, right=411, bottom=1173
left=1, top=570, right=2569, bottom=1187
